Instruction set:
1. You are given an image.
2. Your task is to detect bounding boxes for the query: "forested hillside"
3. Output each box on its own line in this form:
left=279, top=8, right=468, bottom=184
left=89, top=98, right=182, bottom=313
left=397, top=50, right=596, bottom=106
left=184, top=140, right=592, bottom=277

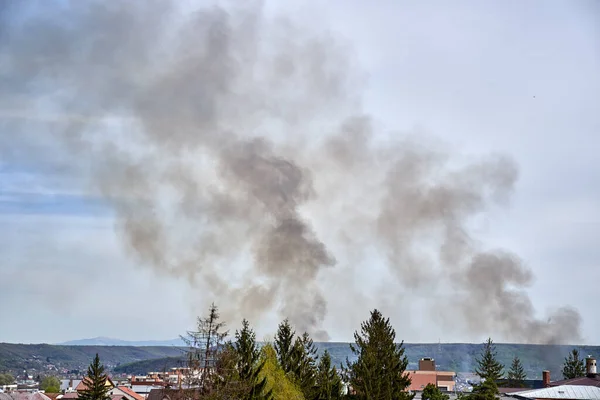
left=2, top=342, right=599, bottom=379
left=0, top=343, right=184, bottom=375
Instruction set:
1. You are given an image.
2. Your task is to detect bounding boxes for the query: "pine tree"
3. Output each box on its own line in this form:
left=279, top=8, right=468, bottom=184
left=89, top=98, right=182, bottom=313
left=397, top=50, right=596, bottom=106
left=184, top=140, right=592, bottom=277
left=422, top=383, right=449, bottom=400
left=234, top=319, right=272, bottom=400
left=78, top=354, right=110, bottom=400
left=315, top=350, right=343, bottom=400
left=562, top=349, right=586, bottom=380
left=274, top=319, right=296, bottom=374
left=343, top=309, right=414, bottom=400
left=507, top=357, right=527, bottom=388
left=475, top=338, right=504, bottom=384
left=291, top=332, right=318, bottom=399
left=464, top=379, right=499, bottom=400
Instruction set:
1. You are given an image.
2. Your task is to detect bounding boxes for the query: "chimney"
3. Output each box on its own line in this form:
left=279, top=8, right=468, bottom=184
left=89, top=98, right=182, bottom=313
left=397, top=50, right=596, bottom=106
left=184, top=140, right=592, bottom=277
left=542, top=370, right=550, bottom=387
left=586, top=356, right=597, bottom=378
left=419, top=358, right=436, bottom=371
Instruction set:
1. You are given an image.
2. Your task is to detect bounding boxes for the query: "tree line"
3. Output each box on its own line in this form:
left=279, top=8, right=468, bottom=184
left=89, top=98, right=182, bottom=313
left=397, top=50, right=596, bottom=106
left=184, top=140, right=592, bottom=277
left=71, top=305, right=593, bottom=400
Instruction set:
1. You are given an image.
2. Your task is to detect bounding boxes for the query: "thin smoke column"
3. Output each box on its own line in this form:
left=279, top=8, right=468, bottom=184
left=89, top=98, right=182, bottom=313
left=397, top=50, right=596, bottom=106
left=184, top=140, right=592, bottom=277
left=0, top=0, right=581, bottom=343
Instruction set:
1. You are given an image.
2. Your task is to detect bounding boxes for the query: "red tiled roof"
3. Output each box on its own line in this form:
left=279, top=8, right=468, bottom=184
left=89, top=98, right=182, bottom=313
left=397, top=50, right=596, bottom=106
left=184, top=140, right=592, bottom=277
left=407, top=372, right=437, bottom=391
left=62, top=393, right=78, bottom=399
left=117, top=386, right=145, bottom=400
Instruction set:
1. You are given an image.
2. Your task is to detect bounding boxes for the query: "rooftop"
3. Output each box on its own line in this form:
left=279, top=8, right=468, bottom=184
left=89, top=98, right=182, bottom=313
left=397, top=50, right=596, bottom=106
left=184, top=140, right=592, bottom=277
left=550, top=376, right=600, bottom=388
left=511, top=385, right=600, bottom=400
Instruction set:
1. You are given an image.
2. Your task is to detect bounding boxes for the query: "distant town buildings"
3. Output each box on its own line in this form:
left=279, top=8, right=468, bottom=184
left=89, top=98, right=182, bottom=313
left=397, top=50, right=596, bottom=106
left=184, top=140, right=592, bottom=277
left=3, top=354, right=600, bottom=399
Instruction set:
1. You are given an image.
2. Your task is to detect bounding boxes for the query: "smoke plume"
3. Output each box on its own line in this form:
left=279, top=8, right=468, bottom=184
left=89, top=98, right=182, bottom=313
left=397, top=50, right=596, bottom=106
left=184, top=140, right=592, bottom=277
left=0, top=0, right=581, bottom=343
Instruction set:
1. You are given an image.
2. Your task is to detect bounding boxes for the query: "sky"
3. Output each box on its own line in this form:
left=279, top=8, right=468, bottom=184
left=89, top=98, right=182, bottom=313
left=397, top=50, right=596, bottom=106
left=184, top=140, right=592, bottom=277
left=0, top=0, right=599, bottom=344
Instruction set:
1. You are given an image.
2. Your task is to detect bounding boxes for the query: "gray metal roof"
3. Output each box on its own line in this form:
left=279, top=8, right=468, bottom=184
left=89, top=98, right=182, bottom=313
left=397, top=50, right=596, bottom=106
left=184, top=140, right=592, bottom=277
left=511, top=385, right=600, bottom=400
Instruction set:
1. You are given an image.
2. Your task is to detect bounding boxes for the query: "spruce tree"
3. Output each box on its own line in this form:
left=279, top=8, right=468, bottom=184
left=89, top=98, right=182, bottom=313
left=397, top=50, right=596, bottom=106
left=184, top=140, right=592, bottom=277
left=315, top=350, right=343, bottom=400
left=465, top=379, right=499, bottom=400
left=562, top=349, right=586, bottom=379
left=507, top=357, right=527, bottom=388
left=274, top=319, right=296, bottom=374
left=291, top=332, right=318, bottom=399
left=78, top=354, right=110, bottom=400
left=343, top=309, right=414, bottom=400
left=475, top=338, right=504, bottom=384
left=234, top=319, right=272, bottom=400
left=422, top=383, right=449, bottom=400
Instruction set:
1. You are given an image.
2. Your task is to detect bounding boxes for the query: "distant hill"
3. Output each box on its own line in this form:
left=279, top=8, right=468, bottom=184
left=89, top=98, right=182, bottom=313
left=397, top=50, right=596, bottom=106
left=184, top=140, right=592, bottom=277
left=2, top=342, right=599, bottom=381
left=0, top=343, right=185, bottom=375
left=114, top=356, right=187, bottom=374
left=58, top=337, right=185, bottom=347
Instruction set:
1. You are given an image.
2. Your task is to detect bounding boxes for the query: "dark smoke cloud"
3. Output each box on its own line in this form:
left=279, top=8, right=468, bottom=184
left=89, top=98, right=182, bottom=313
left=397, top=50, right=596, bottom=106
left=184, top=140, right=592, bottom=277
left=0, top=0, right=581, bottom=343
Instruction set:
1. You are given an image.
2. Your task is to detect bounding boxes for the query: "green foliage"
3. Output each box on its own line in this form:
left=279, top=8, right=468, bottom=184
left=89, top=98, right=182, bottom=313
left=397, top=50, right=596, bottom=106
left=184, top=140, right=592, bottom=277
left=314, top=350, right=343, bottom=400
left=422, top=383, right=449, bottom=400
left=506, top=357, right=527, bottom=388
left=475, top=339, right=504, bottom=383
left=291, top=332, right=318, bottom=399
left=234, top=319, right=272, bottom=400
left=40, top=375, right=61, bottom=393
left=343, top=309, right=414, bottom=400
left=274, top=319, right=296, bottom=375
left=78, top=354, right=111, bottom=400
left=562, top=349, right=586, bottom=380
left=464, top=379, right=499, bottom=400
left=259, top=344, right=304, bottom=400
left=208, top=343, right=254, bottom=400
left=0, top=373, right=15, bottom=385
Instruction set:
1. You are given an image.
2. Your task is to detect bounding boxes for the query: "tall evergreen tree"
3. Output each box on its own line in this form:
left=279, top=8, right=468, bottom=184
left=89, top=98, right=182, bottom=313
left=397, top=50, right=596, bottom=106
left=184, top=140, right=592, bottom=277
left=562, top=349, right=586, bottom=380
left=475, top=338, right=504, bottom=384
left=315, top=350, right=343, bottom=400
left=274, top=319, right=296, bottom=374
left=78, top=354, right=110, bottom=400
left=507, top=357, right=527, bottom=388
left=343, top=309, right=414, bottom=400
left=234, top=319, right=272, bottom=400
left=291, top=332, right=318, bottom=399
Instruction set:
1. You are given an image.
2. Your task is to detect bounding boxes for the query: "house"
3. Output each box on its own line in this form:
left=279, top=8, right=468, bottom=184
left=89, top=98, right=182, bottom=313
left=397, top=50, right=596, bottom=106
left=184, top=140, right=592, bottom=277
left=497, top=371, right=547, bottom=395
left=60, top=380, right=81, bottom=393
left=509, top=385, right=600, bottom=400
left=107, top=387, right=144, bottom=400
left=75, top=377, right=115, bottom=392
left=0, top=393, right=53, bottom=400
left=548, top=355, right=600, bottom=388
left=62, top=376, right=117, bottom=399
left=147, top=389, right=200, bottom=400
left=407, top=358, right=456, bottom=392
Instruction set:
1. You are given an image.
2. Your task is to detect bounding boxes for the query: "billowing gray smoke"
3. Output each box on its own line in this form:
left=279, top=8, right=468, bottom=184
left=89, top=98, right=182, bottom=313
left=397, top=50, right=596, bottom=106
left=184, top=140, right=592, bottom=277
left=0, top=0, right=581, bottom=343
